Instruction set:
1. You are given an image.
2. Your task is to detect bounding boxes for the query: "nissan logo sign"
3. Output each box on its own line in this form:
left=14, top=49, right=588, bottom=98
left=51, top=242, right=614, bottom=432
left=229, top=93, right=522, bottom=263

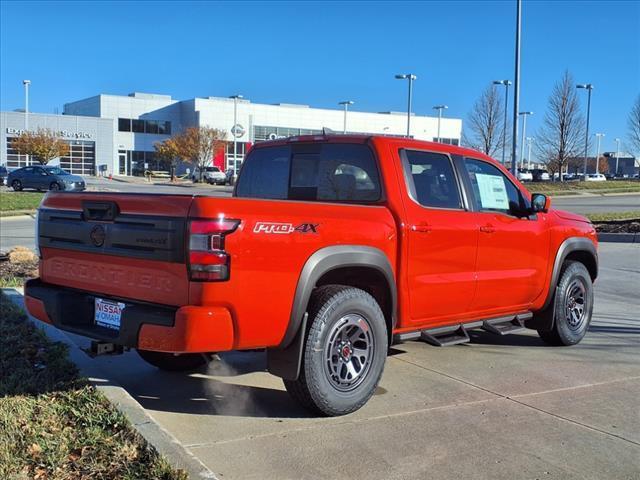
left=231, top=124, right=246, bottom=138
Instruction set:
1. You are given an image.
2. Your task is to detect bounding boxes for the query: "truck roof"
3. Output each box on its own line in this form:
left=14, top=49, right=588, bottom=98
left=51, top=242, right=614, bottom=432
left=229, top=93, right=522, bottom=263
left=253, top=134, right=497, bottom=166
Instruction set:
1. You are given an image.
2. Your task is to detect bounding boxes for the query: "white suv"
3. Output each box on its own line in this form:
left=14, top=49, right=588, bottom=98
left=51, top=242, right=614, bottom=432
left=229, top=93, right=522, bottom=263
left=585, top=173, right=607, bottom=182
left=517, top=169, right=533, bottom=182
left=193, top=166, right=227, bottom=185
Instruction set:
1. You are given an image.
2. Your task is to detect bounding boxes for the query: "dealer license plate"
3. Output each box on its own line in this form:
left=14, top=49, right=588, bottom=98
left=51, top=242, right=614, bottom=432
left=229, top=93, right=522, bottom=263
left=94, top=298, right=125, bottom=331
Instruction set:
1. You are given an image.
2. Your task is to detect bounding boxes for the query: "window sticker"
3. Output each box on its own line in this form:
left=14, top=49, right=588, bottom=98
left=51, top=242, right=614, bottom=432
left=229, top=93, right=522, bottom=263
left=475, top=173, right=509, bottom=210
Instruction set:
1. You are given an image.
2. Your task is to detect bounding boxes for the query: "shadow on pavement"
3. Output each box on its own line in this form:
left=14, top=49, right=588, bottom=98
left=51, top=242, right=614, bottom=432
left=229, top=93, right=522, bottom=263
left=128, top=351, right=315, bottom=419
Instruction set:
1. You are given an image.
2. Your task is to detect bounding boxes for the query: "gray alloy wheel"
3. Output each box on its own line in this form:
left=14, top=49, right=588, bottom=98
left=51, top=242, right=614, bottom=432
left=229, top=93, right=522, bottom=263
left=49, top=182, right=60, bottom=191
left=12, top=179, right=22, bottom=191
left=538, top=261, right=593, bottom=346
left=284, top=285, right=388, bottom=416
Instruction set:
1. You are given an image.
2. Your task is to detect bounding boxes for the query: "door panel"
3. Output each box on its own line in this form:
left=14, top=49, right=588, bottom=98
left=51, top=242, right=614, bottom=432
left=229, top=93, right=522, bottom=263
left=401, top=150, right=479, bottom=326
left=462, top=158, right=550, bottom=314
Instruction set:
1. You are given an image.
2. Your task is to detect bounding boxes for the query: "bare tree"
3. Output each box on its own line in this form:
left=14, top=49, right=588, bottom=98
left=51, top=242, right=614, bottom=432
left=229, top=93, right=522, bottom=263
left=12, top=128, right=69, bottom=165
left=627, top=95, right=640, bottom=156
left=536, top=71, right=586, bottom=181
left=464, top=84, right=506, bottom=157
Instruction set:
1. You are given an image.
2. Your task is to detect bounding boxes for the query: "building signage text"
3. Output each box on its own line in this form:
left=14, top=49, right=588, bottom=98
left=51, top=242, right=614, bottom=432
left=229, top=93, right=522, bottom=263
left=6, top=127, right=93, bottom=139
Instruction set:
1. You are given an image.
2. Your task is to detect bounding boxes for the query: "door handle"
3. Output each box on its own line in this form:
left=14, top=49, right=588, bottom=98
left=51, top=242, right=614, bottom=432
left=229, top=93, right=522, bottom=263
left=411, top=223, right=432, bottom=233
left=480, top=224, right=495, bottom=234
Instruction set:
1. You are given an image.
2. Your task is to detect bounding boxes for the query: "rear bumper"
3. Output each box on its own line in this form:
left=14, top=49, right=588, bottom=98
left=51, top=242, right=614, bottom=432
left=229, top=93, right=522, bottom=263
left=24, top=278, right=234, bottom=353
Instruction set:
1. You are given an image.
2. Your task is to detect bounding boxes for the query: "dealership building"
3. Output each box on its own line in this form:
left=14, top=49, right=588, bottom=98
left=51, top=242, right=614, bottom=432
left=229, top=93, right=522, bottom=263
left=1, top=92, right=462, bottom=176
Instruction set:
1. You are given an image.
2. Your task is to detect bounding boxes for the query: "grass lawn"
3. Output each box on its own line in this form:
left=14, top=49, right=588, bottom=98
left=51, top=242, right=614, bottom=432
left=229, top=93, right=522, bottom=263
left=526, top=180, right=640, bottom=196
left=0, top=292, right=187, bottom=480
left=586, top=211, right=640, bottom=222
left=0, top=191, right=45, bottom=213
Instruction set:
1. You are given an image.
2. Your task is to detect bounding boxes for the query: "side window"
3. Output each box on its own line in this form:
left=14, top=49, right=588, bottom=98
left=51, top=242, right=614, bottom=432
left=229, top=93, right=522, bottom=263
left=464, top=158, right=525, bottom=216
left=403, top=150, right=462, bottom=209
left=235, top=146, right=290, bottom=199
left=23, top=167, right=34, bottom=174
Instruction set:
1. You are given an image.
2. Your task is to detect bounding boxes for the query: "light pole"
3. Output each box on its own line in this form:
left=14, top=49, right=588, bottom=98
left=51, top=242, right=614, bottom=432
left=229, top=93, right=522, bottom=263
left=493, top=79, right=512, bottom=165
left=526, top=136, right=534, bottom=170
left=338, top=101, right=354, bottom=134
left=23, top=80, right=31, bottom=130
left=594, top=133, right=605, bottom=174
left=614, top=137, right=621, bottom=176
left=577, top=83, right=594, bottom=178
left=432, top=105, right=448, bottom=142
left=518, top=111, right=533, bottom=169
left=510, top=0, right=522, bottom=176
left=395, top=74, right=417, bottom=137
left=23, top=80, right=31, bottom=165
left=229, top=94, right=243, bottom=176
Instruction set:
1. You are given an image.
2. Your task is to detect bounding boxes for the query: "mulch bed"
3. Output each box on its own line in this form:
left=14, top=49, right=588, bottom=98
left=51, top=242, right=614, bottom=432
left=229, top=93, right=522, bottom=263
left=593, top=220, right=640, bottom=234
left=0, top=255, right=38, bottom=282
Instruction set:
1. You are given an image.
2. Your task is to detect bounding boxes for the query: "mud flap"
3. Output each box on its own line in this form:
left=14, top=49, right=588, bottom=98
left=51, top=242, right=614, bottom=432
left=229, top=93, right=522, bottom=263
left=267, top=313, right=308, bottom=380
left=526, top=286, right=558, bottom=332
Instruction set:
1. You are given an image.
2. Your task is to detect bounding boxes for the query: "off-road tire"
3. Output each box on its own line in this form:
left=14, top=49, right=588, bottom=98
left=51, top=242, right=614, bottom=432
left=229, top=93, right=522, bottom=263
left=137, top=350, right=213, bottom=372
left=538, top=260, right=593, bottom=346
left=12, top=180, right=22, bottom=191
left=284, top=285, right=388, bottom=416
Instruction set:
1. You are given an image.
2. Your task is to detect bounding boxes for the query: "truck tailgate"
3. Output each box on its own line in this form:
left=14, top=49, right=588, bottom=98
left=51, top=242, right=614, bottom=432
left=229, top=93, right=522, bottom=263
left=38, top=192, right=194, bottom=306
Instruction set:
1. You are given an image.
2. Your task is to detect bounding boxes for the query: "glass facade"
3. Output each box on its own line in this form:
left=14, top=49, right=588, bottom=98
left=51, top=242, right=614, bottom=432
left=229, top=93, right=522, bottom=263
left=118, top=150, right=169, bottom=176
left=6, top=136, right=95, bottom=175
left=118, top=117, right=171, bottom=135
left=60, top=140, right=96, bottom=175
left=253, top=125, right=322, bottom=143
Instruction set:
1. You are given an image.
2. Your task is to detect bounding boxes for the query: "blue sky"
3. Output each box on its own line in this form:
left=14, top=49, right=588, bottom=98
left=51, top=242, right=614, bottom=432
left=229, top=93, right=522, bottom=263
left=1, top=0, right=639, bottom=154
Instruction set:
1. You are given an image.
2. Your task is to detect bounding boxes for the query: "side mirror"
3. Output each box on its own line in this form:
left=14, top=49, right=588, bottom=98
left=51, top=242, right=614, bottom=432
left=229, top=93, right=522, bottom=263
left=531, top=193, right=551, bottom=213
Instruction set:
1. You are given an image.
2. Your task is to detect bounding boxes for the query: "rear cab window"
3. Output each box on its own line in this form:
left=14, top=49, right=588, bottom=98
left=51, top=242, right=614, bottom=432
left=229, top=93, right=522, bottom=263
left=401, top=150, right=462, bottom=209
left=235, top=143, right=382, bottom=203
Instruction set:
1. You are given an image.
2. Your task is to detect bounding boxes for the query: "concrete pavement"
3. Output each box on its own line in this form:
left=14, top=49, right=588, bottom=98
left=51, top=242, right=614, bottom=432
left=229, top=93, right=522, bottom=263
left=22, top=243, right=639, bottom=480
left=552, top=193, right=640, bottom=214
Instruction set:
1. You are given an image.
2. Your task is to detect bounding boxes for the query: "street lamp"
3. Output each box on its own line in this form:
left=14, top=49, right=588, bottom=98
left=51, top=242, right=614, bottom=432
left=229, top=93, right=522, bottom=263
left=510, top=0, right=522, bottom=176
left=594, top=133, right=605, bottom=174
left=338, top=100, right=354, bottom=134
left=518, top=111, right=533, bottom=169
left=614, top=138, right=621, bottom=176
left=493, top=79, right=512, bottom=164
left=229, top=94, right=243, bottom=177
left=432, top=105, right=448, bottom=142
left=395, top=74, right=417, bottom=137
left=577, top=83, right=594, bottom=178
left=526, top=136, right=534, bottom=170
left=23, top=80, right=31, bottom=130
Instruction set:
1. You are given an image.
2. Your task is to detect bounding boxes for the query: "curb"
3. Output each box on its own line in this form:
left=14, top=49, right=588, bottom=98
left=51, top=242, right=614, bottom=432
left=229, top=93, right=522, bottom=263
left=0, top=211, right=36, bottom=220
left=597, top=232, right=638, bottom=243
left=3, top=288, right=218, bottom=480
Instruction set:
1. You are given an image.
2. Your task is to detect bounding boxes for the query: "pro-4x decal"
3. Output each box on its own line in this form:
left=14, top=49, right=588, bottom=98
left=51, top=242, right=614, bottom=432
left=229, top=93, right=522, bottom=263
left=253, top=222, right=319, bottom=234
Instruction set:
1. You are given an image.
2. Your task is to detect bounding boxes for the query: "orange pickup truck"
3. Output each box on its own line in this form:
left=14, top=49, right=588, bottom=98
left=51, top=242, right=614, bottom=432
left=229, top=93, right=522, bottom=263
left=25, top=135, right=598, bottom=416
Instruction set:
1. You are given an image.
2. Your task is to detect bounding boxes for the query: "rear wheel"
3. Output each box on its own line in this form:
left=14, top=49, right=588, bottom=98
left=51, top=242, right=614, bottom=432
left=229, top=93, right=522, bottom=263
left=137, top=350, right=213, bottom=372
left=284, top=285, right=388, bottom=416
left=538, top=261, right=593, bottom=346
left=12, top=180, right=22, bottom=191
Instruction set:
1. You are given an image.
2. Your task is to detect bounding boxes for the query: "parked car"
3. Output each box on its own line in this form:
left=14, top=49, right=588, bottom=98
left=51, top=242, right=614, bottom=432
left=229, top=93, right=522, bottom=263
left=585, top=173, right=607, bottom=182
left=516, top=168, right=533, bottom=182
left=8, top=165, right=86, bottom=192
left=0, top=165, right=7, bottom=186
left=192, top=166, right=226, bottom=185
left=531, top=169, right=550, bottom=182
left=25, top=135, right=598, bottom=416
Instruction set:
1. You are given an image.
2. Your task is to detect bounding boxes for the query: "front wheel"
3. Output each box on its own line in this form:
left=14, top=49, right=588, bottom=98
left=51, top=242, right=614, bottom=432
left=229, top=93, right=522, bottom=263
left=538, top=261, right=594, bottom=346
left=12, top=180, right=22, bottom=191
left=49, top=182, right=61, bottom=191
left=137, top=350, right=213, bottom=371
left=284, top=285, right=388, bottom=416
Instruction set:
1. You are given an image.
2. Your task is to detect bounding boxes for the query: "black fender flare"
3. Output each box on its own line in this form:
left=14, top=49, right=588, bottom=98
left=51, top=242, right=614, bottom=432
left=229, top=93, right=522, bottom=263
left=526, top=236, right=598, bottom=331
left=267, top=245, right=397, bottom=380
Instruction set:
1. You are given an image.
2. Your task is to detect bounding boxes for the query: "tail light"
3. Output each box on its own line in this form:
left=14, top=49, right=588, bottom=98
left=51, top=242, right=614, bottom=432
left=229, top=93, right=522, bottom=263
left=188, top=218, right=240, bottom=281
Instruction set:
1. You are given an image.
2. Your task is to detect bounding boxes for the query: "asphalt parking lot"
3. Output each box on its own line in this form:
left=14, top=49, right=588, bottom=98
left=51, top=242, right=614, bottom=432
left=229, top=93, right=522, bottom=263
left=16, top=242, right=638, bottom=480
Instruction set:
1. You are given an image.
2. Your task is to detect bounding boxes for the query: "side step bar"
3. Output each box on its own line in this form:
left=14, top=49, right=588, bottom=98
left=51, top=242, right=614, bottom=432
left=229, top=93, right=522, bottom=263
left=393, top=312, right=532, bottom=347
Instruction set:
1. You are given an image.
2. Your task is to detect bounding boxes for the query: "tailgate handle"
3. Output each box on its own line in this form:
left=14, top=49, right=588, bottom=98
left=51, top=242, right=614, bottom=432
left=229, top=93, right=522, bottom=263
left=83, top=201, right=118, bottom=221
